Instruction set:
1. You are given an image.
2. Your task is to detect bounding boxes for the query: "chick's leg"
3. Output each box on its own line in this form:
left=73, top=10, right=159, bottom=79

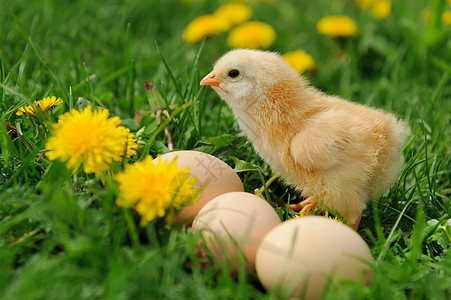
left=348, top=214, right=362, bottom=231
left=288, top=197, right=317, bottom=212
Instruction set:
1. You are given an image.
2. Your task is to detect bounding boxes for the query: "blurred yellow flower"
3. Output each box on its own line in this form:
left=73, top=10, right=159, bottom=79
left=443, top=11, right=451, bottom=25
left=283, top=50, right=315, bottom=73
left=372, top=0, right=391, bottom=20
left=317, top=15, right=358, bottom=37
left=17, top=96, right=63, bottom=116
left=117, top=127, right=138, bottom=159
left=421, top=9, right=451, bottom=25
left=354, top=0, right=375, bottom=9
left=228, top=21, right=276, bottom=49
left=115, top=155, right=200, bottom=225
left=354, top=0, right=391, bottom=20
left=215, top=3, right=252, bottom=29
left=45, top=105, right=131, bottom=174
left=183, top=14, right=229, bottom=43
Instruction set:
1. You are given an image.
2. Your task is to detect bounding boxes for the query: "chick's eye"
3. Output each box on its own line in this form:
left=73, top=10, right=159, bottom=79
left=228, top=69, right=240, bottom=78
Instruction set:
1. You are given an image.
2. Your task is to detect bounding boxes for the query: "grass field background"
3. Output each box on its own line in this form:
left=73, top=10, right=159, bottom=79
left=1, top=0, right=450, bottom=299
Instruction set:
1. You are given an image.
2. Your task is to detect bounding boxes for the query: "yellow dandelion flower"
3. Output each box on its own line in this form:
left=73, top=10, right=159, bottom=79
left=326, top=214, right=344, bottom=223
left=115, top=155, right=200, bottom=226
left=317, top=15, right=358, bottom=37
left=372, top=0, right=391, bottom=20
left=354, top=0, right=375, bottom=9
left=228, top=21, right=276, bottom=49
left=116, top=126, right=138, bottom=159
left=290, top=207, right=315, bottom=219
left=45, top=105, right=129, bottom=174
left=443, top=11, right=451, bottom=25
left=16, top=96, right=63, bottom=116
left=215, top=3, right=252, bottom=29
left=125, top=132, right=138, bottom=158
left=295, top=210, right=315, bottom=218
left=293, top=210, right=343, bottom=224
left=183, top=14, right=229, bottom=43
left=283, top=50, right=315, bottom=73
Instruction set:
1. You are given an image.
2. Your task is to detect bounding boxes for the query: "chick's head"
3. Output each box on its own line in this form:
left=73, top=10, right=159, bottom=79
left=200, top=49, right=300, bottom=108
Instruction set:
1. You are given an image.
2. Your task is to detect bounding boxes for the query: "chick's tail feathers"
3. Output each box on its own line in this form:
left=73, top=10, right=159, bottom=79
left=371, top=118, right=410, bottom=198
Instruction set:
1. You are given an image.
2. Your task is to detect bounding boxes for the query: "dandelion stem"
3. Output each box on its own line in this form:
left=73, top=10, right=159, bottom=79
left=122, top=207, right=141, bottom=249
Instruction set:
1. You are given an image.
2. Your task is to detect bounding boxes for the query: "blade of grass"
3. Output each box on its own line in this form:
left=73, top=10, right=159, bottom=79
left=81, top=62, right=95, bottom=104
left=122, top=207, right=141, bottom=250
left=0, top=54, right=5, bottom=102
left=14, top=16, right=66, bottom=97
left=377, top=196, right=416, bottom=261
left=154, top=41, right=185, bottom=103
left=139, top=100, right=194, bottom=160
left=126, top=23, right=135, bottom=117
left=0, top=83, right=28, bottom=103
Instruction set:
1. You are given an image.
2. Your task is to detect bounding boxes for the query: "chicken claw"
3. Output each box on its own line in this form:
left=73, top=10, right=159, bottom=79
left=288, top=197, right=317, bottom=212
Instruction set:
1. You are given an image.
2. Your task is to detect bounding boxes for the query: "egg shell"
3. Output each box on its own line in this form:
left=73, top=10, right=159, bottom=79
left=255, top=216, right=373, bottom=299
left=192, top=192, right=281, bottom=272
left=154, top=151, right=244, bottom=223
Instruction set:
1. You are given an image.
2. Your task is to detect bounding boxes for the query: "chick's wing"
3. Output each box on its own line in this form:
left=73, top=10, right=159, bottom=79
left=289, top=109, right=364, bottom=172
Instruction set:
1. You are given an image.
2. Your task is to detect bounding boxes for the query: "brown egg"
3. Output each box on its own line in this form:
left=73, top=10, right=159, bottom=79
left=255, top=216, right=374, bottom=299
left=154, top=150, right=244, bottom=223
left=192, top=192, right=281, bottom=273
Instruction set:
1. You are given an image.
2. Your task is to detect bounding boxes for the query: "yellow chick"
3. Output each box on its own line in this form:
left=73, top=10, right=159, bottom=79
left=200, top=49, right=409, bottom=230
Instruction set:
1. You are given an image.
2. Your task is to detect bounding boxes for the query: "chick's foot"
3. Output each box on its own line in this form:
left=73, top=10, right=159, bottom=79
left=288, top=197, right=317, bottom=212
left=348, top=215, right=362, bottom=231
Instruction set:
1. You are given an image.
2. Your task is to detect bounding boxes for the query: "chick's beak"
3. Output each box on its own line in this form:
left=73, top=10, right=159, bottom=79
left=200, top=72, right=221, bottom=87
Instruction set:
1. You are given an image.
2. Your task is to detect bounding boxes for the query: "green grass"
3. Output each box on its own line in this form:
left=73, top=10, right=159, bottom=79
left=1, top=0, right=450, bottom=299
